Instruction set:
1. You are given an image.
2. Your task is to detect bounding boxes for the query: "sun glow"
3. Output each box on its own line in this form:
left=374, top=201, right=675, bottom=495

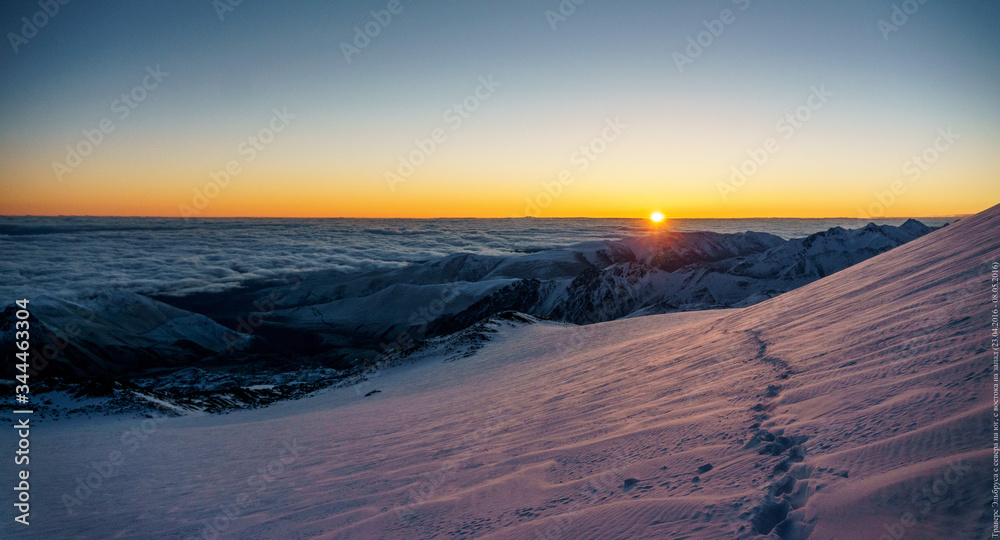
left=650, top=212, right=665, bottom=223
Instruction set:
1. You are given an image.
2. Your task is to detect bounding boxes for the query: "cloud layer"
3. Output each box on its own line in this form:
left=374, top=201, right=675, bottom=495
left=0, top=216, right=951, bottom=301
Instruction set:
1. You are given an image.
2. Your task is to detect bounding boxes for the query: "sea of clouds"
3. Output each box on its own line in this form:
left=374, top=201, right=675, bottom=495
left=0, top=216, right=952, bottom=302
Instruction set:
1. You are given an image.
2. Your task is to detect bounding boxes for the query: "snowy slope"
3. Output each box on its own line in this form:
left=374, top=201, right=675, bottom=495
left=0, top=292, right=252, bottom=379
left=9, top=205, right=994, bottom=538
left=6, top=222, right=935, bottom=381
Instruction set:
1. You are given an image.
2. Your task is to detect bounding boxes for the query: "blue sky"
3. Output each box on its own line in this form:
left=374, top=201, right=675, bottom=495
left=1, top=0, right=998, bottom=217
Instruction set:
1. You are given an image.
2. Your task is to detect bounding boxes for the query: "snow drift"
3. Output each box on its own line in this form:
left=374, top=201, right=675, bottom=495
left=8, top=206, right=995, bottom=538
left=5, top=220, right=938, bottom=385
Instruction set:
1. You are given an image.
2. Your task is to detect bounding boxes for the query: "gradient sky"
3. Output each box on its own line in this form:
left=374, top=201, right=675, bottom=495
left=1, top=0, right=998, bottom=218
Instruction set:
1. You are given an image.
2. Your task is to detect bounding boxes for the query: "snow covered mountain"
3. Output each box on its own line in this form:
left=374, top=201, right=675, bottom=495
left=237, top=220, right=936, bottom=361
left=3, top=220, right=938, bottom=414
left=0, top=292, right=252, bottom=380
left=9, top=205, right=993, bottom=539
left=431, top=220, right=937, bottom=330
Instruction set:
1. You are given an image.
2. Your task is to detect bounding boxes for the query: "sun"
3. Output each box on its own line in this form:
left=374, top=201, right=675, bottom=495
left=650, top=212, right=665, bottom=223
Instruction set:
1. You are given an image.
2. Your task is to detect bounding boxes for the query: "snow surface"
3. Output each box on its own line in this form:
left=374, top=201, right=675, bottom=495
left=3, top=207, right=995, bottom=538
left=1, top=221, right=937, bottom=384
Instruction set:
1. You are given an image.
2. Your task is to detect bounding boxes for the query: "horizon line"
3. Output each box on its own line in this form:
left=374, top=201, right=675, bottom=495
left=0, top=213, right=973, bottom=220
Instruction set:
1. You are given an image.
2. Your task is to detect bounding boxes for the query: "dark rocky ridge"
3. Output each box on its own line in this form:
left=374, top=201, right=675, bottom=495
left=1, top=221, right=941, bottom=414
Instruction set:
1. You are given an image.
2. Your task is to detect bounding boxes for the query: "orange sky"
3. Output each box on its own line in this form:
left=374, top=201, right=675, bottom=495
left=2, top=3, right=999, bottom=219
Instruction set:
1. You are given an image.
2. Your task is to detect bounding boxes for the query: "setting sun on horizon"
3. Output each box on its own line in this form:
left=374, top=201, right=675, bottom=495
left=1, top=2, right=997, bottom=538
left=2, top=3, right=999, bottom=220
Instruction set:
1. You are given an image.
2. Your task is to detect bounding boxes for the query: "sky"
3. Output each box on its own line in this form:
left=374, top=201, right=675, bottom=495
left=0, top=0, right=998, bottom=218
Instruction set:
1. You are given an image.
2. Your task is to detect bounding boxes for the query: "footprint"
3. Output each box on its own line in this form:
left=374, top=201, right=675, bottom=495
left=740, top=420, right=819, bottom=538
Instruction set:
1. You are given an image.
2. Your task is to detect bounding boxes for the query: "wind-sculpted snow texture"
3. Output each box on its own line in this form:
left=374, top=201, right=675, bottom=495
left=8, top=206, right=994, bottom=539
left=1, top=220, right=939, bottom=417
left=4, top=220, right=934, bottom=380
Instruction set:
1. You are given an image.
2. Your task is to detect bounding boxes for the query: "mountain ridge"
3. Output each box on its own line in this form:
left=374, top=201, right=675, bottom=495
left=1, top=220, right=942, bottom=413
